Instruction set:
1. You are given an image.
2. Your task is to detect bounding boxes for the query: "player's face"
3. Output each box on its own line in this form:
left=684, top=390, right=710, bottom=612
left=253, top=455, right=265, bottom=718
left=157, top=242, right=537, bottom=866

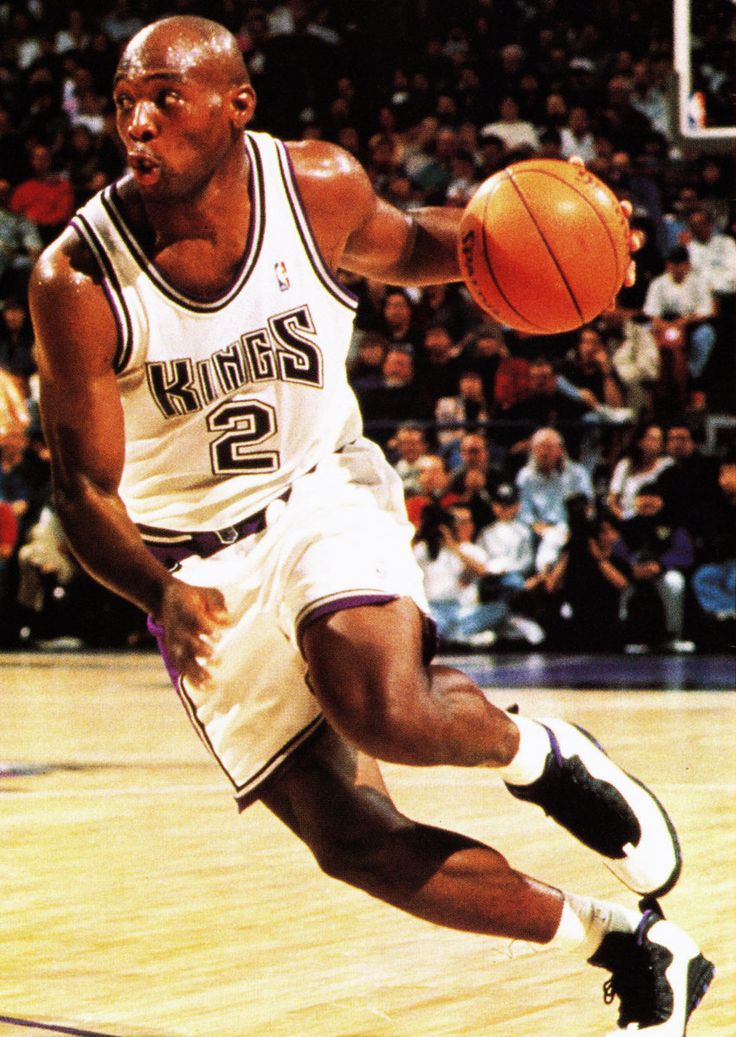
left=113, top=35, right=253, bottom=200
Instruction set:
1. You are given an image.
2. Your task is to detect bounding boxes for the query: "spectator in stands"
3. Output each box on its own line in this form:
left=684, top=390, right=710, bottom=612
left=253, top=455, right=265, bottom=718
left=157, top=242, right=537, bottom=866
left=347, top=332, right=388, bottom=395
left=560, top=105, right=596, bottom=164
left=630, top=58, right=672, bottom=142
left=413, top=322, right=463, bottom=403
left=614, top=481, right=695, bottom=653
left=536, top=503, right=630, bottom=651
left=477, top=130, right=506, bottom=179
left=559, top=327, right=626, bottom=413
left=414, top=282, right=476, bottom=343
left=684, top=207, right=736, bottom=297
left=100, top=0, right=144, bottom=46
left=612, top=215, right=664, bottom=318
left=657, top=424, right=721, bottom=550
left=607, top=150, right=663, bottom=231
left=684, top=207, right=736, bottom=401
left=611, top=317, right=661, bottom=420
left=410, top=125, right=458, bottom=203
left=516, top=427, right=594, bottom=571
left=691, top=456, right=736, bottom=647
left=557, top=325, right=631, bottom=475
left=435, top=370, right=491, bottom=469
left=643, top=247, right=717, bottom=403
left=475, top=482, right=544, bottom=645
left=391, top=421, right=429, bottom=499
left=0, top=178, right=43, bottom=295
left=458, top=324, right=509, bottom=405
left=453, top=465, right=494, bottom=533
left=0, top=297, right=36, bottom=385
left=598, top=75, right=654, bottom=156
left=357, top=347, right=430, bottom=453
left=405, top=454, right=461, bottom=530
left=10, top=143, right=75, bottom=245
left=661, top=186, right=701, bottom=256
left=413, top=503, right=503, bottom=649
left=498, top=356, right=588, bottom=459
left=448, top=431, right=504, bottom=494
left=607, top=422, right=672, bottom=521
left=480, top=95, right=540, bottom=154
left=378, top=287, right=421, bottom=353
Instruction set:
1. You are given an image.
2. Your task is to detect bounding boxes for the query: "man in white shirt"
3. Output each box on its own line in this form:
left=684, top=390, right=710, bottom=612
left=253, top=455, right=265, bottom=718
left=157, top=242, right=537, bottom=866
left=412, top=504, right=505, bottom=647
left=643, top=247, right=717, bottom=382
left=685, top=207, right=736, bottom=297
left=476, top=482, right=545, bottom=644
left=480, top=96, right=540, bottom=154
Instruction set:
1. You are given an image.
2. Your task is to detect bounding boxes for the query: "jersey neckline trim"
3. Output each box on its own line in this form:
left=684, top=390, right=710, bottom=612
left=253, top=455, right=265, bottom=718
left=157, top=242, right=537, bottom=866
left=99, top=135, right=266, bottom=314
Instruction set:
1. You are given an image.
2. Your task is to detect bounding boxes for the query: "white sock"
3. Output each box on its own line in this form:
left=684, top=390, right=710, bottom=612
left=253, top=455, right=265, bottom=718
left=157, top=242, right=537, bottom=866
left=551, top=893, right=641, bottom=958
left=495, top=714, right=551, bottom=785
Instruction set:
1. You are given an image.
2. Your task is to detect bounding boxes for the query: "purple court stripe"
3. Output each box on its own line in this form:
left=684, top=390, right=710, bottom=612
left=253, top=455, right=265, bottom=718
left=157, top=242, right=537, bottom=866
left=0, top=1015, right=122, bottom=1037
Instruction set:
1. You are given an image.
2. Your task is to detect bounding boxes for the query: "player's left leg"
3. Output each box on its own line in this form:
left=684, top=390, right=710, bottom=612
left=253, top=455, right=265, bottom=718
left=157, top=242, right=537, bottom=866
left=258, top=724, right=714, bottom=1035
left=302, top=597, right=680, bottom=898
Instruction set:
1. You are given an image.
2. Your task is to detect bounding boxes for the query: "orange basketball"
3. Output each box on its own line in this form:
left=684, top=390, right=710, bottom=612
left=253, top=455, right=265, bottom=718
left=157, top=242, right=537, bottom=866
left=458, top=159, right=630, bottom=334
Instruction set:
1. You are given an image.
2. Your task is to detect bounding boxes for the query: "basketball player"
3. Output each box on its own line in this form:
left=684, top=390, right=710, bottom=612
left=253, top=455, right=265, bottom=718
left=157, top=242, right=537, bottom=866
left=29, top=17, right=712, bottom=1034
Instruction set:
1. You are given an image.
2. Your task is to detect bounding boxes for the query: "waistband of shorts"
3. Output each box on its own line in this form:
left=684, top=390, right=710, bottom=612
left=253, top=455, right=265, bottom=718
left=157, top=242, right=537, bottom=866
left=138, top=487, right=292, bottom=567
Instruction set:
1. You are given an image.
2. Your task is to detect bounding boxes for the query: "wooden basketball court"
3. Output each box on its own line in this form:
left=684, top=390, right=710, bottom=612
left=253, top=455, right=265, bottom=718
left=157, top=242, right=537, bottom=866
left=2, top=650, right=734, bottom=1036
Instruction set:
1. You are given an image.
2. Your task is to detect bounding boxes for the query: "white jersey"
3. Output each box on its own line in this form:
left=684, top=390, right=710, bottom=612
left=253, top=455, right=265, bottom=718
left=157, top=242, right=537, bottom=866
left=71, top=130, right=362, bottom=531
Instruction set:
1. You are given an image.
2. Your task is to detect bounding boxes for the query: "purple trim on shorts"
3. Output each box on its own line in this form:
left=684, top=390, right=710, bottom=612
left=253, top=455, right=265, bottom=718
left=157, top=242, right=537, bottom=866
left=147, top=615, right=180, bottom=687
left=297, top=593, right=398, bottom=652
left=297, top=594, right=439, bottom=666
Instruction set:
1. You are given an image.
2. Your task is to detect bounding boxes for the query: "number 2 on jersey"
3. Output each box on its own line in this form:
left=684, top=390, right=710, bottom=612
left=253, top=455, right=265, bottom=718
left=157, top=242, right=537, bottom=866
left=207, top=399, right=280, bottom=475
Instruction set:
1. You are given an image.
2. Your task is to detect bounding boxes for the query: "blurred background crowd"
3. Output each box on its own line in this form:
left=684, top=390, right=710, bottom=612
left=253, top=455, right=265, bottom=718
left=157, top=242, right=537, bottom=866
left=0, top=0, right=734, bottom=654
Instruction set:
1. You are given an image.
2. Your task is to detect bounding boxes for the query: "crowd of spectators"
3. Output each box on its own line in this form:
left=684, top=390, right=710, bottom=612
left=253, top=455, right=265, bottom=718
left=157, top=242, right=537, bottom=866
left=0, top=0, right=734, bottom=653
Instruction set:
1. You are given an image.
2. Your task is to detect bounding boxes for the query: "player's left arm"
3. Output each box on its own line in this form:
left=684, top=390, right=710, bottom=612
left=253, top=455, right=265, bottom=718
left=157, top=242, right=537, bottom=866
left=288, top=139, right=463, bottom=286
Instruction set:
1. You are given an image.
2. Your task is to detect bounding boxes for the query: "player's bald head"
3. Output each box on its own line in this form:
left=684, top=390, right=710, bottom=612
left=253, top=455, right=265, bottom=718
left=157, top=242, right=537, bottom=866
left=116, top=16, right=250, bottom=89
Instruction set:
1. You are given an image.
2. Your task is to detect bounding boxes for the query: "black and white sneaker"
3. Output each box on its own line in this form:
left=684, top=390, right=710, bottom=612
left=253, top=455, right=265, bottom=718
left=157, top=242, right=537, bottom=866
left=505, top=719, right=681, bottom=896
left=589, top=909, right=714, bottom=1034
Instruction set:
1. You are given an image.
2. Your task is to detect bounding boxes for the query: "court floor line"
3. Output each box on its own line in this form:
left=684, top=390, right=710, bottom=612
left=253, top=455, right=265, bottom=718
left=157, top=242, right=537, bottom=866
left=0, top=1015, right=122, bottom=1037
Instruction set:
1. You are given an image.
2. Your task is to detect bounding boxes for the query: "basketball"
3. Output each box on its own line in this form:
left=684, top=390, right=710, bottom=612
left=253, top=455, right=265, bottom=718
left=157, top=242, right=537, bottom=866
left=458, top=159, right=631, bottom=334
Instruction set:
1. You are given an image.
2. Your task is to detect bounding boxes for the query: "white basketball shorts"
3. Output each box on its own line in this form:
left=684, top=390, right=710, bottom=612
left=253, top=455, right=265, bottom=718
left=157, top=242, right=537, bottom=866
left=147, top=437, right=431, bottom=808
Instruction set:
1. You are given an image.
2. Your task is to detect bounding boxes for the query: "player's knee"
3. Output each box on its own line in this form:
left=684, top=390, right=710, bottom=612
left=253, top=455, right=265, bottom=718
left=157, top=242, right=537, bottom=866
left=328, top=672, right=433, bottom=764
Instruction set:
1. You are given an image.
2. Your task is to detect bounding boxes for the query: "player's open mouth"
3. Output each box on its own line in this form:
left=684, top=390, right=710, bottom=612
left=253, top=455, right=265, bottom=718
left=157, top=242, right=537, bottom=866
left=128, top=153, right=161, bottom=185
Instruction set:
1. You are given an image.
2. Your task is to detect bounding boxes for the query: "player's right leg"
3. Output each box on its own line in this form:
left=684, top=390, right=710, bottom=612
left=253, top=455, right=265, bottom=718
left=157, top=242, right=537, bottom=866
left=258, top=724, right=714, bottom=1035
left=303, top=598, right=681, bottom=899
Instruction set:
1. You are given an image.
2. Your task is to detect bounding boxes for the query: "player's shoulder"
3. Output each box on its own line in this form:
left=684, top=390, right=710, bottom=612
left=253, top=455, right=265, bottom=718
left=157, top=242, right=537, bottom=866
left=30, top=224, right=104, bottom=304
left=285, top=138, right=374, bottom=219
left=29, top=225, right=118, bottom=369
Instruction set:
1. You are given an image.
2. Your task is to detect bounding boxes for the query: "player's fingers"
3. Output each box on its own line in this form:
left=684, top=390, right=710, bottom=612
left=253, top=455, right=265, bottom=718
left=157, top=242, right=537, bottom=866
left=568, top=154, right=585, bottom=168
left=203, top=587, right=231, bottom=625
left=630, top=229, right=645, bottom=253
left=624, top=258, right=637, bottom=288
left=620, top=199, right=633, bottom=218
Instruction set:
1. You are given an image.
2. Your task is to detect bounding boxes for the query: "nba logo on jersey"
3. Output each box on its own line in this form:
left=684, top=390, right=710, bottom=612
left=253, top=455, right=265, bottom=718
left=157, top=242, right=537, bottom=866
left=275, top=261, right=290, bottom=291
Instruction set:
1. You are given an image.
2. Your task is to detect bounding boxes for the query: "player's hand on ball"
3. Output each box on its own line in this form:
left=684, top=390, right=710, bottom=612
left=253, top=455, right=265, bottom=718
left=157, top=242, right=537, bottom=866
left=569, top=155, right=641, bottom=305
left=158, top=580, right=231, bottom=688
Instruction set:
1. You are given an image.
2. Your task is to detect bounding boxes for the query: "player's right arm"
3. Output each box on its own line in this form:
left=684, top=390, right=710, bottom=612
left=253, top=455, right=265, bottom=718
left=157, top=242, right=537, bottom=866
left=29, top=232, right=228, bottom=683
